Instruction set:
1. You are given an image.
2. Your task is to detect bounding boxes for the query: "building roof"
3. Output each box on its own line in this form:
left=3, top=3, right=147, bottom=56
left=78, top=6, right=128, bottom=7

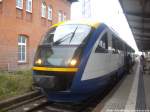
left=119, top=0, right=150, bottom=51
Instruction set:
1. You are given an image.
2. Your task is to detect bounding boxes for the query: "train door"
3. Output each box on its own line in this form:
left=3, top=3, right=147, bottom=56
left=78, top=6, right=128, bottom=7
left=106, top=31, right=114, bottom=72
left=81, top=29, right=110, bottom=80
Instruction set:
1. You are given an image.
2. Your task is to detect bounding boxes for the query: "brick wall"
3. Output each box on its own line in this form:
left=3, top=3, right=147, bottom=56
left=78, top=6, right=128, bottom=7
left=0, top=0, right=71, bottom=71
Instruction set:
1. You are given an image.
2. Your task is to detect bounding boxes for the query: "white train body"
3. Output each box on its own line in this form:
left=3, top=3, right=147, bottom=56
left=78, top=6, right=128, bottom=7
left=82, top=29, right=125, bottom=80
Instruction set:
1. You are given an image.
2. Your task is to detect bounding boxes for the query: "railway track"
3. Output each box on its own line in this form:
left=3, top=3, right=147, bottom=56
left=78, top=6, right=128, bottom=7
left=9, top=80, right=117, bottom=112
left=0, top=77, right=119, bottom=112
left=0, top=90, right=46, bottom=112
left=7, top=96, right=48, bottom=112
left=24, top=85, right=115, bottom=112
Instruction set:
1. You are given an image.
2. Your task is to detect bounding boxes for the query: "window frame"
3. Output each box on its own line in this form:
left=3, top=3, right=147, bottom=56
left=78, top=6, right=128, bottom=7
left=112, top=35, right=123, bottom=54
left=95, top=33, right=108, bottom=53
left=16, top=0, right=23, bottom=9
left=48, top=6, right=52, bottom=20
left=18, top=35, right=27, bottom=63
left=26, top=0, right=32, bottom=13
left=41, top=1, right=46, bottom=18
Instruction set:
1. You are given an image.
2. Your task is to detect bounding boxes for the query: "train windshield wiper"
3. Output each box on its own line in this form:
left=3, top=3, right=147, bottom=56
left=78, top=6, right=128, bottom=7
left=54, top=32, right=74, bottom=45
left=54, top=27, right=78, bottom=45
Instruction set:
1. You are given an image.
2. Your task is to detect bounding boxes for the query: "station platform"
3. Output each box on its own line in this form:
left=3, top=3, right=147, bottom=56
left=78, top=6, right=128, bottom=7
left=93, top=58, right=150, bottom=112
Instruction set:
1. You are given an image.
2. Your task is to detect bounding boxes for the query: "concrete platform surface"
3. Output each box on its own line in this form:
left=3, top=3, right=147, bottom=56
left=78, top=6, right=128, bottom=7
left=93, top=59, right=150, bottom=112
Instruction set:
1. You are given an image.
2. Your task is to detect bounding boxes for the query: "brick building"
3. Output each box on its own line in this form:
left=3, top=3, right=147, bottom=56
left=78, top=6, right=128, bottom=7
left=0, top=0, right=76, bottom=71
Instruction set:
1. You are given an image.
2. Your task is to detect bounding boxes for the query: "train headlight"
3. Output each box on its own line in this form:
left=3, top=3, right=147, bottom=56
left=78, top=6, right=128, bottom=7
left=69, top=59, right=77, bottom=66
left=35, top=59, right=42, bottom=65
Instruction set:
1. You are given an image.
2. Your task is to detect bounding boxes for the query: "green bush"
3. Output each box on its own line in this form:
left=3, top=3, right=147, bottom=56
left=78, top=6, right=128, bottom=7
left=0, top=71, right=33, bottom=100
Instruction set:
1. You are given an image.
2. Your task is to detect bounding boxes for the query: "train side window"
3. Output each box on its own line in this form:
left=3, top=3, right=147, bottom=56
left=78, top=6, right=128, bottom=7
left=118, top=40, right=123, bottom=52
left=112, top=36, right=119, bottom=54
left=95, top=33, right=108, bottom=53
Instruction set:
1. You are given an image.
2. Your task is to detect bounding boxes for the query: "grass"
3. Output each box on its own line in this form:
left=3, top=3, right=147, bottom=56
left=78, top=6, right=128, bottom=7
left=0, top=70, right=33, bottom=101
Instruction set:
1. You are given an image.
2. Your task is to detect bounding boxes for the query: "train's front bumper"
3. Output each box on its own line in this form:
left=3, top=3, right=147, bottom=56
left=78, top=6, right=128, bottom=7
left=32, top=66, right=78, bottom=91
left=32, top=74, right=89, bottom=102
left=44, top=90, right=90, bottom=102
left=33, top=75, right=64, bottom=91
left=32, top=67, right=94, bottom=102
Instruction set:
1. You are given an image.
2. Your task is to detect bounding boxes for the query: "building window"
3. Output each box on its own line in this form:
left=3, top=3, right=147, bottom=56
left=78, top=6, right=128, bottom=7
left=58, top=11, right=63, bottom=22
left=48, top=6, right=52, bottom=20
left=16, top=0, right=23, bottom=9
left=0, top=1, right=2, bottom=14
left=41, top=2, right=46, bottom=18
left=26, top=0, right=32, bottom=12
left=18, top=35, right=27, bottom=63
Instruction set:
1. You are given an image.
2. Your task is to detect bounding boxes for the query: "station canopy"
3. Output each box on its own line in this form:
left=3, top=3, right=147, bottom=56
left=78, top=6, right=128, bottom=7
left=119, top=0, right=150, bottom=51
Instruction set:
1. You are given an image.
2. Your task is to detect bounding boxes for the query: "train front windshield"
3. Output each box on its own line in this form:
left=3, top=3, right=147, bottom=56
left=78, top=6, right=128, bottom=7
left=34, top=24, right=92, bottom=67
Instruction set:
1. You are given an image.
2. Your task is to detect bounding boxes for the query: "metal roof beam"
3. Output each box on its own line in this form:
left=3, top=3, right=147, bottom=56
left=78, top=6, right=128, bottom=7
left=119, top=0, right=150, bottom=51
left=125, top=11, right=150, bottom=18
left=136, top=38, right=150, bottom=41
left=131, top=26, right=150, bottom=33
left=128, top=18, right=150, bottom=23
left=135, top=36, right=150, bottom=40
left=133, top=33, right=150, bottom=38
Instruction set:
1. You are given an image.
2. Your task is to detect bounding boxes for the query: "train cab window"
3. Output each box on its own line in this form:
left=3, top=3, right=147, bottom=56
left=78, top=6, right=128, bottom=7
left=42, top=27, right=56, bottom=44
left=95, top=33, right=108, bottom=53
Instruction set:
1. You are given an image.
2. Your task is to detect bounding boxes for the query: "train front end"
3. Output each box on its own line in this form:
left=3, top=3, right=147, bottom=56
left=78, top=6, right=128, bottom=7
left=32, top=22, right=93, bottom=102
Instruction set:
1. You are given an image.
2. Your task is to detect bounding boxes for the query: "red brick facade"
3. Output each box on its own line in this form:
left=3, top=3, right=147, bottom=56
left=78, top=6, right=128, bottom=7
left=0, top=0, right=71, bottom=71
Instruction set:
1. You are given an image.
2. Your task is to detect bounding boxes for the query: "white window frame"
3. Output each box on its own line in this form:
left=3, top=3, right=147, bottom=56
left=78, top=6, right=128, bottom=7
left=18, top=35, right=27, bottom=63
left=26, top=0, right=32, bottom=13
left=16, top=0, right=23, bottom=9
left=48, top=6, right=52, bottom=20
left=41, top=2, right=46, bottom=18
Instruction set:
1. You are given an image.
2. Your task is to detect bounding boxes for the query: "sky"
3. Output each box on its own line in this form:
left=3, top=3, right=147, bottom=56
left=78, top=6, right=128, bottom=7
left=71, top=0, right=139, bottom=53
